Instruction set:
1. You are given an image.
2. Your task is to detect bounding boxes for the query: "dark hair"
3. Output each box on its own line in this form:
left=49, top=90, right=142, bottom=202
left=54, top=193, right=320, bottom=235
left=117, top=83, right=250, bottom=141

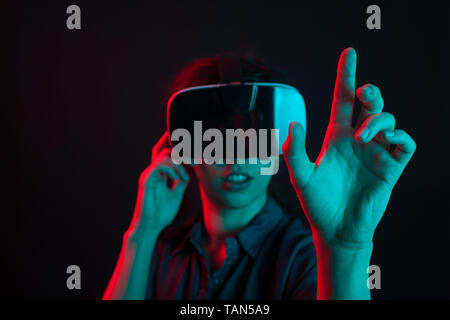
left=166, top=55, right=289, bottom=98
left=164, top=53, right=309, bottom=230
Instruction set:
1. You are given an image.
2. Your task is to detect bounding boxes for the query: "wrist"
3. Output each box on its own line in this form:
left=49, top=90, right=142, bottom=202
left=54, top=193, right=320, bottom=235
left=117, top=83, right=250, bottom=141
left=125, top=223, right=163, bottom=244
left=128, top=213, right=167, bottom=236
left=312, top=231, right=373, bottom=300
left=312, top=230, right=373, bottom=266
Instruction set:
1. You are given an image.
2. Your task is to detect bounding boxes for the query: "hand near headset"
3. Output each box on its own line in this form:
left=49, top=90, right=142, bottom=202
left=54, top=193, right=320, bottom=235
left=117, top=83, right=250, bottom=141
left=103, top=132, right=189, bottom=300
left=282, top=48, right=416, bottom=299
left=129, top=131, right=190, bottom=234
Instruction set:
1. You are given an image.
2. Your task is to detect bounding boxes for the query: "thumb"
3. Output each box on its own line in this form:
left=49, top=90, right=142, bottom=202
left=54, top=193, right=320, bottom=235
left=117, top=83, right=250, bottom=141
left=282, top=122, right=314, bottom=189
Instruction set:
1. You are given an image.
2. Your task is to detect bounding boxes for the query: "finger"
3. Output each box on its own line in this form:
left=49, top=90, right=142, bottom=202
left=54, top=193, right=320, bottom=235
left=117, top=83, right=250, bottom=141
left=152, top=131, right=171, bottom=161
left=156, top=166, right=187, bottom=191
left=158, top=151, right=190, bottom=182
left=172, top=175, right=189, bottom=194
left=155, top=166, right=182, bottom=183
left=331, top=47, right=357, bottom=126
left=382, top=129, right=417, bottom=164
left=282, top=122, right=314, bottom=189
left=165, top=164, right=190, bottom=191
left=139, top=163, right=180, bottom=189
left=174, top=164, right=190, bottom=182
left=355, top=112, right=395, bottom=143
left=355, top=84, right=384, bottom=128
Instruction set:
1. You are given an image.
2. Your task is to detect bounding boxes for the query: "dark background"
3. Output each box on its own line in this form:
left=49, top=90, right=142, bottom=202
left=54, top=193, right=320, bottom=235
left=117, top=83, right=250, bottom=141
left=4, top=0, right=450, bottom=299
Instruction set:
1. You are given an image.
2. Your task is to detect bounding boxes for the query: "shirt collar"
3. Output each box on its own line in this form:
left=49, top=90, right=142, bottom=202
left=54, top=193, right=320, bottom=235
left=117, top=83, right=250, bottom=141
left=170, top=195, right=284, bottom=258
left=235, top=195, right=283, bottom=258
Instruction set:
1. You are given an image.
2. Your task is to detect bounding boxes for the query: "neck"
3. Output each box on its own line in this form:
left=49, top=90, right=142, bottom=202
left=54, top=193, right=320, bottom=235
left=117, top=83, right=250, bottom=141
left=199, top=189, right=268, bottom=247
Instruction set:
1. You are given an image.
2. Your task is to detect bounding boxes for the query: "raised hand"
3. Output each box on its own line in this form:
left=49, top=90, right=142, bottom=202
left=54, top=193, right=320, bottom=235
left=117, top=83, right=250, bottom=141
left=104, top=132, right=190, bottom=300
left=283, top=48, right=416, bottom=247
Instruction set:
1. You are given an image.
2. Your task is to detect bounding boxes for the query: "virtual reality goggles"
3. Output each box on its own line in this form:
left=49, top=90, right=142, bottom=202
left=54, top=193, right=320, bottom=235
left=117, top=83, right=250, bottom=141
left=166, top=55, right=306, bottom=164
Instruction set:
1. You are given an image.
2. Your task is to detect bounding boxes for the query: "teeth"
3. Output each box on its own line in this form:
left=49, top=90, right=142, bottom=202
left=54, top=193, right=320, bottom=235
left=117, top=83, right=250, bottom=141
left=226, top=174, right=249, bottom=183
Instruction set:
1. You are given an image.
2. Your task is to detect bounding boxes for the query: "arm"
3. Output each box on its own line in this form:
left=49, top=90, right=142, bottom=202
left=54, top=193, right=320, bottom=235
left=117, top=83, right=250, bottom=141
left=313, top=235, right=372, bottom=299
left=103, top=226, right=160, bottom=300
left=103, top=132, right=190, bottom=300
left=283, top=48, right=416, bottom=299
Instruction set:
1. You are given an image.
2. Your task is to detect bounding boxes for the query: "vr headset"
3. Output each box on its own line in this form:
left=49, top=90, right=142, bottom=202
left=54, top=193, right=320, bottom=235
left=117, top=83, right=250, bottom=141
left=166, top=55, right=306, bottom=164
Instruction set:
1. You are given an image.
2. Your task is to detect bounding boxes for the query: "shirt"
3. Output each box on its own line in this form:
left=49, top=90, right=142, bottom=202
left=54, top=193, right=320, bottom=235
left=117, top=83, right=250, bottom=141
left=146, top=195, right=317, bottom=300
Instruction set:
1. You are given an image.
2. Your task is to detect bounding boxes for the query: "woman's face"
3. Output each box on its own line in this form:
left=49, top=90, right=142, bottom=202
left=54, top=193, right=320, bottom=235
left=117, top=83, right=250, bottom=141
left=193, top=159, right=274, bottom=209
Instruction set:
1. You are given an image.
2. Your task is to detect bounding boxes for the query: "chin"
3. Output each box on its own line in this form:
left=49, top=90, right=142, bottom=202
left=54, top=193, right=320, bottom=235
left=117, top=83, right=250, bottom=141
left=218, top=190, right=262, bottom=209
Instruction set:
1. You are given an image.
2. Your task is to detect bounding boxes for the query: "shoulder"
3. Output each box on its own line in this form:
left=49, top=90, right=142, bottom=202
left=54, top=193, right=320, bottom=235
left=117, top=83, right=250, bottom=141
left=275, top=213, right=317, bottom=298
left=258, top=196, right=316, bottom=269
left=273, top=213, right=316, bottom=262
left=266, top=196, right=315, bottom=254
left=152, top=214, right=200, bottom=257
left=268, top=200, right=317, bottom=275
left=258, top=203, right=317, bottom=298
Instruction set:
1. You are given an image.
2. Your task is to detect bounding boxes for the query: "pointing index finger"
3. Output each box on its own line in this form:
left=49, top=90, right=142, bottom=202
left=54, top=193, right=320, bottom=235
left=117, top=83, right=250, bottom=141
left=330, top=47, right=357, bottom=126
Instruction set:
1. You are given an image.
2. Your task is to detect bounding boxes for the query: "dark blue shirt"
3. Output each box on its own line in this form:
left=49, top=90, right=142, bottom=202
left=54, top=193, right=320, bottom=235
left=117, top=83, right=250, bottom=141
left=146, top=195, right=317, bottom=299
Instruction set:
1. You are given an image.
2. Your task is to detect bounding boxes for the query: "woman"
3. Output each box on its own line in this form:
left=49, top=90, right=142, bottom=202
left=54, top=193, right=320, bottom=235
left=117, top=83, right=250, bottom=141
left=103, top=48, right=416, bottom=300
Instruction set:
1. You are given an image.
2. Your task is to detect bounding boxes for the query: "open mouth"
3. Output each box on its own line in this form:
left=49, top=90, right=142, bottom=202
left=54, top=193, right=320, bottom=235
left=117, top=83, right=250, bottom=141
left=223, top=173, right=252, bottom=184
